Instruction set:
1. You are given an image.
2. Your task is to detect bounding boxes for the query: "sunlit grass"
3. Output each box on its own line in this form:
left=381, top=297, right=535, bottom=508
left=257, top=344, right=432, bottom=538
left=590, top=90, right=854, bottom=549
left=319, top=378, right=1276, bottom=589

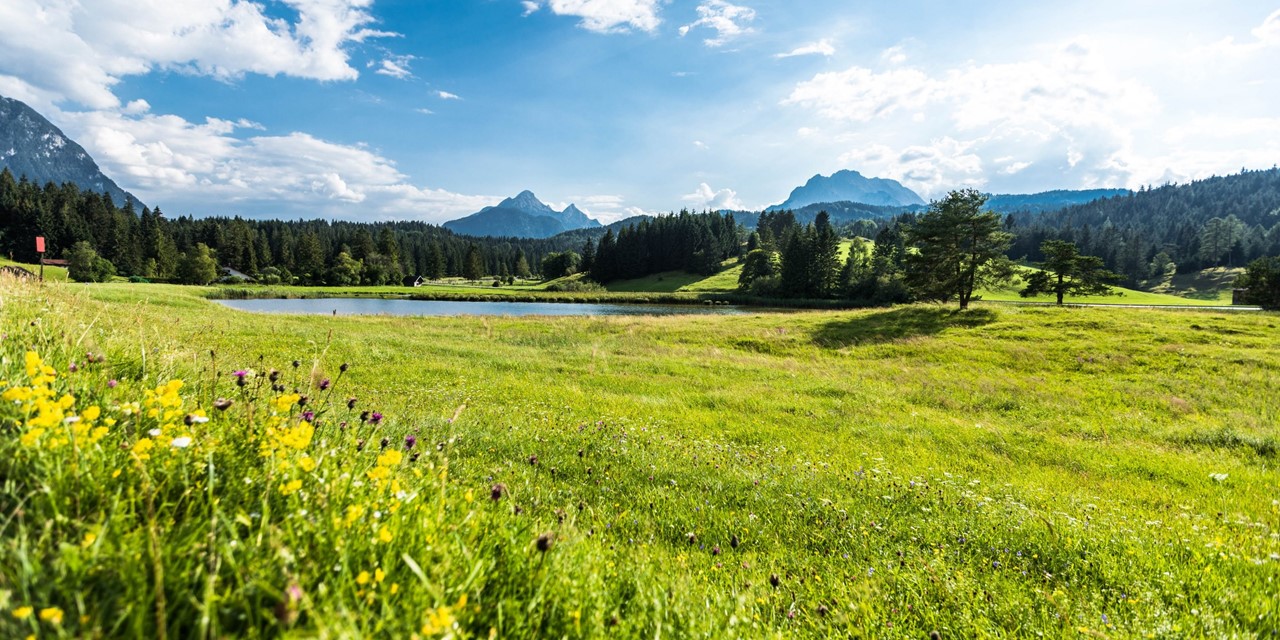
left=2, top=278, right=1277, bottom=637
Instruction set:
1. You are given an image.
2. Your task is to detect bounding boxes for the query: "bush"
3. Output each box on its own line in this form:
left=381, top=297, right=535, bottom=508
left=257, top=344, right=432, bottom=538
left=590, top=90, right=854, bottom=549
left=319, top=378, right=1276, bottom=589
left=127, top=276, right=151, bottom=284
left=545, top=279, right=605, bottom=292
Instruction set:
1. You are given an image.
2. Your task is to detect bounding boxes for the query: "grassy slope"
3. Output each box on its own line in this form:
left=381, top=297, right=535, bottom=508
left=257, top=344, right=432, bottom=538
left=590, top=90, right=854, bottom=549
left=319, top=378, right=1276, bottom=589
left=0, top=257, right=68, bottom=281
left=1, top=279, right=1277, bottom=637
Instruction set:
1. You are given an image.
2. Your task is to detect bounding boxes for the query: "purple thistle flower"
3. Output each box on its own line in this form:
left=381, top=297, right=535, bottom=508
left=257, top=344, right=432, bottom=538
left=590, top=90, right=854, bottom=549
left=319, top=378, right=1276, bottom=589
left=301, top=410, right=315, bottom=422
left=69, top=362, right=78, bottom=373
left=369, top=411, right=383, bottom=426
left=108, top=379, right=118, bottom=388
left=318, top=378, right=330, bottom=391
left=404, top=434, right=417, bottom=450
left=347, top=397, right=357, bottom=410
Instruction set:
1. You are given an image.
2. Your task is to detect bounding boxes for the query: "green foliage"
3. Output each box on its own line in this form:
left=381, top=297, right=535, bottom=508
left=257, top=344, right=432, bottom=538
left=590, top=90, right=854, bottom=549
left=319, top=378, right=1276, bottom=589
left=737, top=249, right=778, bottom=291
left=1235, top=255, right=1280, bottom=308
left=66, top=240, right=117, bottom=282
left=590, top=211, right=740, bottom=283
left=463, top=244, right=486, bottom=280
left=328, top=250, right=363, bottom=286
left=540, top=250, right=581, bottom=279
left=906, top=189, right=1014, bottom=309
left=544, top=277, right=605, bottom=292
left=176, top=242, right=219, bottom=285
left=1020, top=240, right=1121, bottom=304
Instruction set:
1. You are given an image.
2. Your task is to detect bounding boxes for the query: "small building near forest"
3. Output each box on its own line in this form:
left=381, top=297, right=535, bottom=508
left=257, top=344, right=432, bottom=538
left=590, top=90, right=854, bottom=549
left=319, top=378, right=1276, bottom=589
left=402, top=275, right=424, bottom=287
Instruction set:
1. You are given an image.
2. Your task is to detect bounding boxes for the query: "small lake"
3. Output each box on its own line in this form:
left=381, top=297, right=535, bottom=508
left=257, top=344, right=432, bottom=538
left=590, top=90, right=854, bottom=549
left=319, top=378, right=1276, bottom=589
left=215, top=297, right=761, bottom=317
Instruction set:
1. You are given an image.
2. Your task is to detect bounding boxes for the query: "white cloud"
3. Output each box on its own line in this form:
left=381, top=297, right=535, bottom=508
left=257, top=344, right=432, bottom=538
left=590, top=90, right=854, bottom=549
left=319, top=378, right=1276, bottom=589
left=682, top=182, right=744, bottom=210
left=1202, top=8, right=1280, bottom=56
left=414, top=108, right=435, bottom=115
left=542, top=0, right=663, bottom=34
left=775, top=38, right=835, bottom=59
left=881, top=45, right=907, bottom=65
left=122, top=99, right=151, bottom=115
left=521, top=1, right=541, bottom=17
left=838, top=138, right=986, bottom=198
left=54, top=108, right=493, bottom=222
left=784, top=39, right=1168, bottom=196
left=436, top=90, right=461, bottom=100
left=679, top=1, right=756, bottom=47
left=375, top=55, right=415, bottom=80
left=693, top=140, right=709, bottom=150
left=0, top=0, right=393, bottom=110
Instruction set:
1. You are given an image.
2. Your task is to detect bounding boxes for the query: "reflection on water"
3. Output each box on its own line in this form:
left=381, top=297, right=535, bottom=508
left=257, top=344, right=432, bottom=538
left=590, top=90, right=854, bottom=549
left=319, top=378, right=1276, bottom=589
left=214, top=297, right=758, bottom=317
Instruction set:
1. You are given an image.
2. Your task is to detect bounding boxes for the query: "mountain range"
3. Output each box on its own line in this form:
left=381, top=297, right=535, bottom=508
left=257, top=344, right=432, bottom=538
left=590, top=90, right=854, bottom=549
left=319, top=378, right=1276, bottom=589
left=443, top=190, right=602, bottom=239
left=0, top=94, right=1131, bottom=239
left=768, top=170, right=926, bottom=210
left=0, top=95, right=141, bottom=208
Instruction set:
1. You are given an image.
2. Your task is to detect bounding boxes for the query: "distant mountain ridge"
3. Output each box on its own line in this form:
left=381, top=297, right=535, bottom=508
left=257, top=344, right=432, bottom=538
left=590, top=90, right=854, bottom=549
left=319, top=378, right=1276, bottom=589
left=769, top=170, right=925, bottom=211
left=0, top=95, right=141, bottom=208
left=444, top=190, right=601, bottom=238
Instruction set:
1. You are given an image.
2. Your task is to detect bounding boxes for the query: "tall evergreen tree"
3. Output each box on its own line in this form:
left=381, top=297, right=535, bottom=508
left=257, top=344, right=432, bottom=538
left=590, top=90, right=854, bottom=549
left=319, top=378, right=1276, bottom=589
left=906, top=189, right=1014, bottom=309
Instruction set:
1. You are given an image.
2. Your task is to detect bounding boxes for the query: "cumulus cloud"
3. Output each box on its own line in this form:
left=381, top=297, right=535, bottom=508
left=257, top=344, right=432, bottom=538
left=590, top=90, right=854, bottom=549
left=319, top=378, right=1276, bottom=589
left=679, top=1, right=756, bottom=47
left=436, top=90, right=461, bottom=100
left=682, top=182, right=744, bottom=210
left=775, top=38, right=835, bottom=59
left=784, top=39, right=1169, bottom=196
left=534, top=0, right=664, bottom=34
left=0, top=0, right=392, bottom=110
left=53, top=108, right=493, bottom=222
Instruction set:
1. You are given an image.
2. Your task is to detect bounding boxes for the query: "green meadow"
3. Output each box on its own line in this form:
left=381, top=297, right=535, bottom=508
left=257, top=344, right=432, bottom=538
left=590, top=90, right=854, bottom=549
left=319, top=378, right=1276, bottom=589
left=1, top=278, right=1277, bottom=638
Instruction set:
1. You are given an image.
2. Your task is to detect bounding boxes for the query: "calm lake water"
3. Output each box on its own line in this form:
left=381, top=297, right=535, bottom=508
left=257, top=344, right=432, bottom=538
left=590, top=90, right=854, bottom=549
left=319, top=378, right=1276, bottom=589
left=215, top=297, right=760, bottom=317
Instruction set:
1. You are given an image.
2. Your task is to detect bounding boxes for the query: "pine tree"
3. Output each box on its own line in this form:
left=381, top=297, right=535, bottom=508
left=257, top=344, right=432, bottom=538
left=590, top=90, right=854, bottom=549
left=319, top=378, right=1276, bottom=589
left=906, top=189, right=1014, bottom=309
left=1020, top=240, right=1120, bottom=305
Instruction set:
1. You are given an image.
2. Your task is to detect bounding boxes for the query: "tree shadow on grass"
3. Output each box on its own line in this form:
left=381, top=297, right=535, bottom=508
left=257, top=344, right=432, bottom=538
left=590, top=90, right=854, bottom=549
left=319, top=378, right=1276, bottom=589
left=811, top=306, right=997, bottom=348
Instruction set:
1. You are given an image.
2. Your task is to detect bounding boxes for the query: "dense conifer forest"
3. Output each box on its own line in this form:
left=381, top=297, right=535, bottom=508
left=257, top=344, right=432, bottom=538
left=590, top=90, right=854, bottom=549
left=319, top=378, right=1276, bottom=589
left=2, top=166, right=1278, bottom=298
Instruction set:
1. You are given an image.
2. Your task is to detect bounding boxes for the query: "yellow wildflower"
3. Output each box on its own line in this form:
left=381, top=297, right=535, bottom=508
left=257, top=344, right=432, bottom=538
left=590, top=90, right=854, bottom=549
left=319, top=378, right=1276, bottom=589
left=39, top=607, right=64, bottom=625
left=298, top=456, right=317, bottom=473
left=356, top=571, right=371, bottom=586
left=375, top=568, right=386, bottom=583
left=132, top=438, right=155, bottom=460
left=378, top=527, right=393, bottom=543
left=376, top=450, right=403, bottom=467
left=11, top=606, right=33, bottom=619
left=82, top=532, right=97, bottom=548
left=280, top=479, right=303, bottom=496
left=272, top=394, right=301, bottom=412
left=81, top=405, right=101, bottom=421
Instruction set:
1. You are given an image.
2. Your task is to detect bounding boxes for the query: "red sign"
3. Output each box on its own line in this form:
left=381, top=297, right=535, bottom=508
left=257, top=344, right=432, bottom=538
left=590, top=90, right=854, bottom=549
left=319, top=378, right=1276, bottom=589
left=35, top=236, right=45, bottom=253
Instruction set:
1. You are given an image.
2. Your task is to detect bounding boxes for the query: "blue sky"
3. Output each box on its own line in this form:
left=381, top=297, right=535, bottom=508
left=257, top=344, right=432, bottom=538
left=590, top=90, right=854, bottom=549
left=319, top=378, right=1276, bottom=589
left=1, top=1, right=1278, bottom=222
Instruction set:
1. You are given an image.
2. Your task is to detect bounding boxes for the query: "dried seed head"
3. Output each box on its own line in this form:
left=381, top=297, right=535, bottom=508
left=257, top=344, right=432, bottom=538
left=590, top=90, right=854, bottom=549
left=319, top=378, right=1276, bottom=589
left=213, top=398, right=233, bottom=411
left=490, top=484, right=507, bottom=501
left=535, top=532, right=555, bottom=552
left=769, top=574, right=780, bottom=588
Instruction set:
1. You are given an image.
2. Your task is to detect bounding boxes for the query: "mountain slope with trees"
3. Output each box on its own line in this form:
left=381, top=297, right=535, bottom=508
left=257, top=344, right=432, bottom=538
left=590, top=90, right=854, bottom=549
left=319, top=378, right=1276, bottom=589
left=0, top=95, right=141, bottom=208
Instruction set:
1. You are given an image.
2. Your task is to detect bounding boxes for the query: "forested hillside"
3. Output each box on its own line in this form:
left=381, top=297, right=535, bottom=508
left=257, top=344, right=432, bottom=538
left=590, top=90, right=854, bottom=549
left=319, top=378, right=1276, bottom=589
left=1008, top=168, right=1280, bottom=283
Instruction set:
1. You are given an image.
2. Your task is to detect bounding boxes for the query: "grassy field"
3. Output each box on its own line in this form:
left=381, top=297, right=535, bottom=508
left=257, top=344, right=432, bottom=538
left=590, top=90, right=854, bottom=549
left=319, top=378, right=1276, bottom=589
left=1, top=279, right=1277, bottom=638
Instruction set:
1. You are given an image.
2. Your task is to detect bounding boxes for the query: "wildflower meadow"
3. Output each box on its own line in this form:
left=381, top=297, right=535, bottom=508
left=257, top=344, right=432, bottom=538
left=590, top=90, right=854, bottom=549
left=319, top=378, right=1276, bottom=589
left=1, top=277, right=1277, bottom=638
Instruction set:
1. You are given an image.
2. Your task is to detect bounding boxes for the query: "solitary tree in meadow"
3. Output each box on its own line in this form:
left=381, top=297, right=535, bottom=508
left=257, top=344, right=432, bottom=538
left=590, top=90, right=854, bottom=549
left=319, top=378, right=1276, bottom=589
left=905, top=189, right=1014, bottom=309
left=1020, top=239, right=1121, bottom=305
